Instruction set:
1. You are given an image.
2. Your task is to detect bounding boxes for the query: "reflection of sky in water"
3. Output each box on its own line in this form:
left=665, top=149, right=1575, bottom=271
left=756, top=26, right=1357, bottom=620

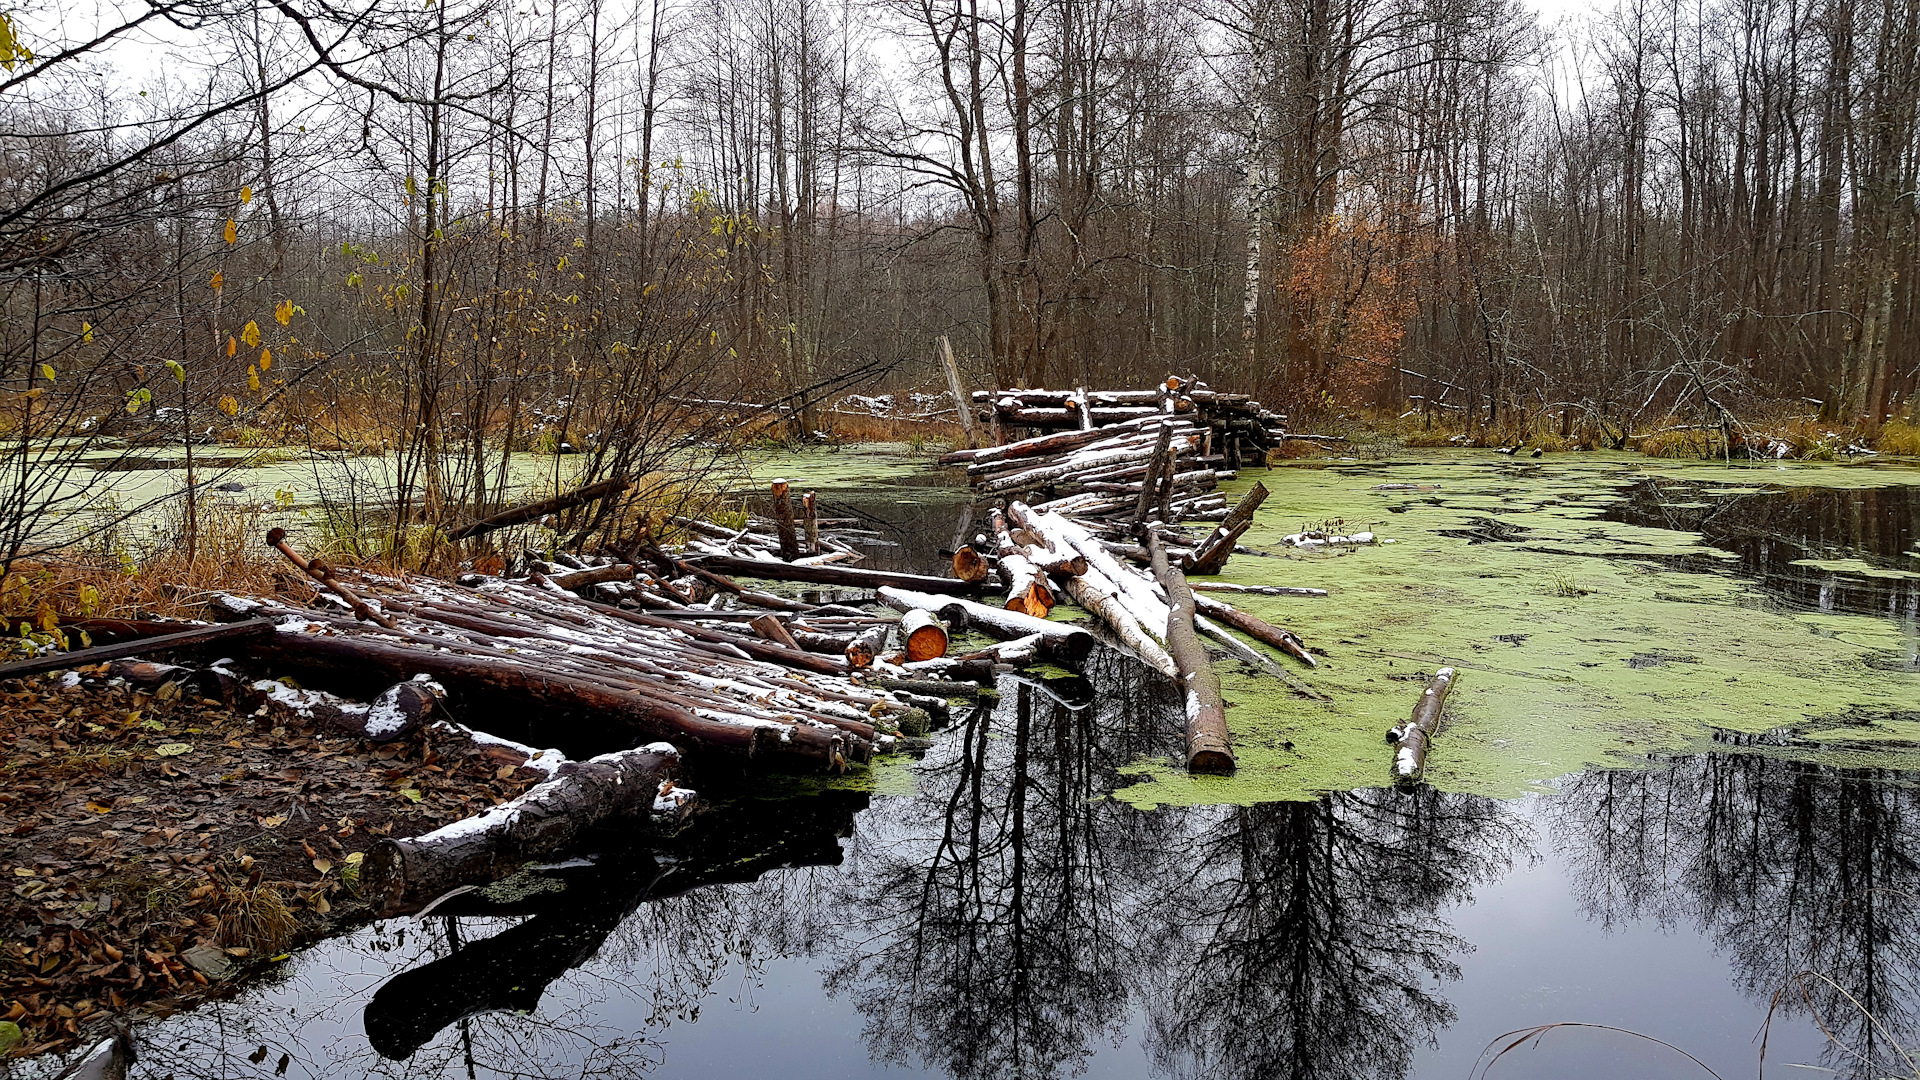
left=23, top=449, right=1920, bottom=1080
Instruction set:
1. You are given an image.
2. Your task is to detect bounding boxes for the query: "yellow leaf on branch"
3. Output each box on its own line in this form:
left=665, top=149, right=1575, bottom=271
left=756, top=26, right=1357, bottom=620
left=210, top=271, right=223, bottom=292
left=241, top=321, right=260, bottom=348
left=239, top=185, right=254, bottom=205
left=274, top=299, right=293, bottom=326
left=224, top=219, right=238, bottom=245
left=227, top=337, right=237, bottom=357
left=259, top=347, right=272, bottom=370
left=217, top=396, right=238, bottom=416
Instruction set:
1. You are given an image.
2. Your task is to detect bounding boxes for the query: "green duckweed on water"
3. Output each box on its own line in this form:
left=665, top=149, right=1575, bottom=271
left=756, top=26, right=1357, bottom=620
left=1114, top=451, right=1920, bottom=809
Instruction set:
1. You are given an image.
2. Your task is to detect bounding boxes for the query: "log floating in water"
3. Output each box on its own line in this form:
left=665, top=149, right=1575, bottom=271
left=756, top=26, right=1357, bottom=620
left=1151, top=532, right=1234, bottom=772
left=874, top=586, right=1094, bottom=664
left=447, top=476, right=632, bottom=541
left=1388, top=667, right=1455, bottom=781
left=1191, top=593, right=1315, bottom=667
left=360, top=743, right=695, bottom=917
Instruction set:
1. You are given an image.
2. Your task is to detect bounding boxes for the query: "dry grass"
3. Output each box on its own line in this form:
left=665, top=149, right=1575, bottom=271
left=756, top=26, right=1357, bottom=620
left=1877, top=419, right=1920, bottom=455
left=216, top=881, right=297, bottom=955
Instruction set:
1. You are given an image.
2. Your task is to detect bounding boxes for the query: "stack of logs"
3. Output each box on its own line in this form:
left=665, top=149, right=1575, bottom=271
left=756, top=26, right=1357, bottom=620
left=973, top=376, right=1288, bottom=471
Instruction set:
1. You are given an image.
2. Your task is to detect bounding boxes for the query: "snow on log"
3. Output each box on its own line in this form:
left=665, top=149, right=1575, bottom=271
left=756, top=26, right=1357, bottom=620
left=361, top=743, right=697, bottom=916
left=1150, top=532, right=1234, bottom=772
left=1187, top=481, right=1269, bottom=574
left=1387, top=667, right=1456, bottom=782
left=874, top=586, right=1094, bottom=664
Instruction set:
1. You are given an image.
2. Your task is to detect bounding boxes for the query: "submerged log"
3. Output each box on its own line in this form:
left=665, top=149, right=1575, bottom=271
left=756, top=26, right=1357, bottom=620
left=360, top=743, right=697, bottom=916
left=1187, top=481, right=1269, bottom=574
left=1387, top=667, right=1457, bottom=781
left=447, top=475, right=632, bottom=541
left=0, top=618, right=275, bottom=682
left=1150, top=532, right=1234, bottom=772
left=900, top=608, right=950, bottom=661
left=695, top=554, right=992, bottom=595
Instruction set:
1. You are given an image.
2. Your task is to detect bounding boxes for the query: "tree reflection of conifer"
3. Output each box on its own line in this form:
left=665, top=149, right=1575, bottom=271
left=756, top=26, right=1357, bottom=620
left=1134, top=789, right=1524, bottom=1080
left=1547, top=754, right=1920, bottom=1077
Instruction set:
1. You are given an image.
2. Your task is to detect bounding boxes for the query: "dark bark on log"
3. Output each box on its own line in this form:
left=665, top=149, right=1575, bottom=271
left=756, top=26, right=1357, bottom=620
left=265, top=528, right=396, bottom=627
left=544, top=563, right=635, bottom=592
left=1192, top=593, right=1316, bottom=667
left=246, top=629, right=831, bottom=770
left=256, top=676, right=446, bottom=742
left=361, top=744, right=693, bottom=916
left=579, top=602, right=851, bottom=675
left=1132, top=420, right=1175, bottom=534
left=844, top=626, right=889, bottom=669
left=802, top=491, right=819, bottom=555
left=447, top=476, right=632, bottom=541
left=1388, top=667, right=1456, bottom=781
left=694, top=554, right=991, bottom=595
left=1187, top=481, right=1269, bottom=574
left=1150, top=532, right=1235, bottom=773
left=770, top=480, right=800, bottom=560
left=0, top=618, right=274, bottom=682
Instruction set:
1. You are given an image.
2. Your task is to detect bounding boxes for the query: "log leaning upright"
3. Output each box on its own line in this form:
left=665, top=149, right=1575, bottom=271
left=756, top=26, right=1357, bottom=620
left=1188, top=481, right=1270, bottom=574
left=1150, top=531, right=1235, bottom=773
left=770, top=480, right=800, bottom=561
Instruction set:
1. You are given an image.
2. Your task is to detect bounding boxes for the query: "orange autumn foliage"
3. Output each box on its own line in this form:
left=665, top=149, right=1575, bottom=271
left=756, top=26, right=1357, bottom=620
left=1282, top=211, right=1420, bottom=411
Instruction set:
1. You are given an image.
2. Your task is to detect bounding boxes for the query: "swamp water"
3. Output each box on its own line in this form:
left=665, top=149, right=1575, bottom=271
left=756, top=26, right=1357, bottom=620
left=25, top=449, right=1920, bottom=1080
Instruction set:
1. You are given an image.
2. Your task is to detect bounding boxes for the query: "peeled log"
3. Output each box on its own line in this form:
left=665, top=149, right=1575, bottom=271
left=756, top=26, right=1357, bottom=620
left=361, top=743, right=696, bottom=916
left=1388, top=667, right=1456, bottom=782
left=693, top=554, right=992, bottom=596
left=1150, top=533, right=1234, bottom=772
left=900, top=609, right=950, bottom=661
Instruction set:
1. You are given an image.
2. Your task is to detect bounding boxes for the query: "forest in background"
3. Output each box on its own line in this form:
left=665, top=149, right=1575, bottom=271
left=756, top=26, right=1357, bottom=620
left=1, top=0, right=1918, bottom=573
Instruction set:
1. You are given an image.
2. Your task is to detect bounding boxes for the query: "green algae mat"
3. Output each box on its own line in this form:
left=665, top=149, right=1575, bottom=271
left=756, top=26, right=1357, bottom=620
left=1118, top=452, right=1920, bottom=808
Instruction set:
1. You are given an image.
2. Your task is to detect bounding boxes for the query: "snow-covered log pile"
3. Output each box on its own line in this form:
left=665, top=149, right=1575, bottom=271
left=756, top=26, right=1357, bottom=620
left=963, top=375, right=1289, bottom=470
left=213, top=533, right=1008, bottom=776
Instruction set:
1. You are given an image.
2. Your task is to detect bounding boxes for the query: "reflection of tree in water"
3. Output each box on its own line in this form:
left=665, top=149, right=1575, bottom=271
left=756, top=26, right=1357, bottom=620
left=1547, top=755, right=1920, bottom=1075
left=818, top=649, right=1523, bottom=1080
left=1136, top=790, right=1524, bottom=1080
left=819, top=655, right=1189, bottom=1080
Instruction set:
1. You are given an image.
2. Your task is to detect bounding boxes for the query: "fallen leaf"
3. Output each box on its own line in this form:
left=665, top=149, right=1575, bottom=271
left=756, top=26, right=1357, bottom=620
left=259, top=814, right=287, bottom=828
left=155, top=743, right=192, bottom=757
left=311, top=858, right=332, bottom=875
left=11, top=867, right=34, bottom=877
left=398, top=787, right=423, bottom=803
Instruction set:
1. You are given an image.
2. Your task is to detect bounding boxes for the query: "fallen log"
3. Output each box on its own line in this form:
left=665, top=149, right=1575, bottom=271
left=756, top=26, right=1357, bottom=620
left=544, top=562, right=636, bottom=593
left=1192, top=616, right=1328, bottom=700
left=749, top=613, right=801, bottom=650
left=1132, top=420, right=1176, bottom=533
left=1388, top=667, right=1456, bottom=781
left=989, top=508, right=1054, bottom=617
left=254, top=675, right=447, bottom=742
left=1192, top=593, right=1315, bottom=667
left=1188, top=481, right=1269, bottom=574
left=694, top=554, right=992, bottom=596
left=1191, top=582, right=1327, bottom=598
left=874, top=586, right=1094, bottom=664
left=447, top=476, right=632, bottom=541
left=0, top=618, right=274, bottom=682
left=360, top=743, right=696, bottom=916
left=1150, top=532, right=1234, bottom=772
left=844, top=625, right=890, bottom=669
left=900, top=609, right=950, bottom=661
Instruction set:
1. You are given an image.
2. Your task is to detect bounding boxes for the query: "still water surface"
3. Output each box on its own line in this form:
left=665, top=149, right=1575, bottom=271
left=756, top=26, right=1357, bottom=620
left=57, top=449, right=1920, bottom=1079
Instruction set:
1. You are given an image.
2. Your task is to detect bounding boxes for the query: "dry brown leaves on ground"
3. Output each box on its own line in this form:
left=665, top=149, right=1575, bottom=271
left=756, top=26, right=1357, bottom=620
left=0, top=670, right=547, bottom=1061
